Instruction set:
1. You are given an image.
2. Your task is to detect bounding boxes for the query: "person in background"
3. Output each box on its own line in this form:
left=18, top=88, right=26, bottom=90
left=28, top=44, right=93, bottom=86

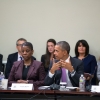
left=5, top=38, right=36, bottom=79
left=44, top=41, right=84, bottom=87
left=75, top=39, right=97, bottom=85
left=8, top=42, right=45, bottom=88
left=41, top=39, right=56, bottom=74
left=0, top=54, right=3, bottom=72
left=97, top=57, right=100, bottom=82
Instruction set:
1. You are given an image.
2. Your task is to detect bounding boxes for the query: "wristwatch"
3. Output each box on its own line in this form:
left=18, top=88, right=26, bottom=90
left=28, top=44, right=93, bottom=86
left=70, top=70, right=76, bottom=76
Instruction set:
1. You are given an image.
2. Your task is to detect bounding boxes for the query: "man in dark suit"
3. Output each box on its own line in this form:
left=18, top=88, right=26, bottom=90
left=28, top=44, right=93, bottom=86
left=44, top=41, right=84, bottom=87
left=5, top=38, right=36, bottom=79
left=0, top=54, right=3, bottom=72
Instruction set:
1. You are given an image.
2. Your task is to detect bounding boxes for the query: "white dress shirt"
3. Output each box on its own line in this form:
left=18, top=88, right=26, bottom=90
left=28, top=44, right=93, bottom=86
left=49, top=56, right=74, bottom=87
left=17, top=53, right=23, bottom=61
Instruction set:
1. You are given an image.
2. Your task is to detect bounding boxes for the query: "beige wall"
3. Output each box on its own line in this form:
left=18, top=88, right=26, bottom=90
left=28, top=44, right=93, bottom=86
left=0, top=0, right=100, bottom=61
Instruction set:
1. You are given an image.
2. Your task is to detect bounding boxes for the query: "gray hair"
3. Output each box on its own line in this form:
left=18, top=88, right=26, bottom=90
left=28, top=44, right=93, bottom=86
left=56, top=41, right=70, bottom=54
left=16, top=38, right=27, bottom=46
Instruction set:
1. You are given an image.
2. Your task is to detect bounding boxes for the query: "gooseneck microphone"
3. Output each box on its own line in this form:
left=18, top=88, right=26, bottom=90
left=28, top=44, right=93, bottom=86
left=50, top=71, right=60, bottom=90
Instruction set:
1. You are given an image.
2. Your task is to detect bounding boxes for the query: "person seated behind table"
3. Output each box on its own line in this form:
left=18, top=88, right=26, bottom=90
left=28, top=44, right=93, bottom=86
left=41, top=39, right=56, bottom=74
left=44, top=41, right=84, bottom=87
left=8, top=42, right=45, bottom=88
left=5, top=38, right=36, bottom=79
left=74, top=39, right=97, bottom=85
left=0, top=54, right=3, bottom=72
left=97, top=57, right=100, bottom=82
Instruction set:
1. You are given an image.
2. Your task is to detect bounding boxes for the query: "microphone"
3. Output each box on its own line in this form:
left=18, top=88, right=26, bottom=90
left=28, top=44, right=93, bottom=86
left=85, top=66, right=97, bottom=91
left=50, top=83, right=60, bottom=90
left=50, top=59, right=60, bottom=90
left=50, top=72, right=60, bottom=90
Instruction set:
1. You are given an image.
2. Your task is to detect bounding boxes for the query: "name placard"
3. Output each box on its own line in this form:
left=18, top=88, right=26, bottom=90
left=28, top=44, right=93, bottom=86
left=11, top=83, right=33, bottom=90
left=91, top=85, right=100, bottom=93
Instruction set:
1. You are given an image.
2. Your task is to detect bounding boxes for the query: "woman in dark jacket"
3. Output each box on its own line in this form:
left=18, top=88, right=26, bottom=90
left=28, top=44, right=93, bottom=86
left=75, top=39, right=97, bottom=85
left=41, top=39, right=56, bottom=74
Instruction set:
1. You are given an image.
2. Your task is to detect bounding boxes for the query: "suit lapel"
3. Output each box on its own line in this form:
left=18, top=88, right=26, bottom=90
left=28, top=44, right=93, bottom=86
left=16, top=61, right=24, bottom=79
left=27, top=60, right=35, bottom=79
left=13, top=52, right=18, bottom=62
left=70, top=57, right=76, bottom=68
left=68, top=57, right=76, bottom=75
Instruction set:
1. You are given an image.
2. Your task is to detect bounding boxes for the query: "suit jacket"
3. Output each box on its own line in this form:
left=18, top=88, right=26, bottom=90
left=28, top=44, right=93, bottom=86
left=97, top=61, right=100, bottom=81
left=5, top=52, right=36, bottom=79
left=41, top=54, right=45, bottom=66
left=8, top=60, right=45, bottom=87
left=44, top=57, right=84, bottom=87
left=0, top=54, right=3, bottom=72
left=41, top=54, right=49, bottom=74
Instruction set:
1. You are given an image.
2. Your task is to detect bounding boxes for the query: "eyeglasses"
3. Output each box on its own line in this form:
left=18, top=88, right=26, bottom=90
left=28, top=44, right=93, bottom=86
left=17, top=44, right=23, bottom=46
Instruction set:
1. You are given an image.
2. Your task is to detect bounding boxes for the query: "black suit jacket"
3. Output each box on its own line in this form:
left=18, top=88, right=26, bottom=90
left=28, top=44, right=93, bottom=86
left=5, top=52, right=36, bottom=79
left=41, top=54, right=49, bottom=74
left=41, top=54, right=45, bottom=67
left=0, top=54, right=3, bottom=72
left=44, top=57, right=84, bottom=87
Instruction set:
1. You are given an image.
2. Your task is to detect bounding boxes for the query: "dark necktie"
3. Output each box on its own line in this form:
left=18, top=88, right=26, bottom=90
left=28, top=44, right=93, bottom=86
left=20, top=56, right=22, bottom=60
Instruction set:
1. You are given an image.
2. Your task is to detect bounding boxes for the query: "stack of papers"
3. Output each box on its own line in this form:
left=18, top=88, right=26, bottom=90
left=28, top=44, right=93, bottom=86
left=38, top=86, right=50, bottom=90
left=66, top=87, right=78, bottom=90
left=60, top=82, right=67, bottom=85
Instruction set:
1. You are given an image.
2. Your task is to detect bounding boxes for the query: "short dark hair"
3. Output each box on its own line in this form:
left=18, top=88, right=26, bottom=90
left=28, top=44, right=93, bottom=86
left=56, top=41, right=70, bottom=54
left=75, top=39, right=89, bottom=57
left=16, top=38, right=27, bottom=46
left=22, top=42, right=33, bottom=50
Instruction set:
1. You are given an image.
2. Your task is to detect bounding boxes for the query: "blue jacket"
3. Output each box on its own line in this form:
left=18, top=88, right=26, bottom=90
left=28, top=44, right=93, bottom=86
left=75, top=54, right=97, bottom=85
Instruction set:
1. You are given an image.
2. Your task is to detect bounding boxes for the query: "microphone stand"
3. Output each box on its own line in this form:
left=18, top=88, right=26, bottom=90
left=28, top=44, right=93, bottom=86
left=50, top=75, right=60, bottom=90
left=85, top=66, right=97, bottom=91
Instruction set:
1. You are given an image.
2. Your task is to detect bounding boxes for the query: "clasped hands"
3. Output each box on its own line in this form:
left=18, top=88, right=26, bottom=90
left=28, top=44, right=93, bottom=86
left=17, top=79, right=28, bottom=84
left=50, top=59, right=74, bottom=74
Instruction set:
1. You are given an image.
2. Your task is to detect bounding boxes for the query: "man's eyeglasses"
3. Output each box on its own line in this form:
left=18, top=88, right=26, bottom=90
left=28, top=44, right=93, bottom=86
left=17, top=44, right=22, bottom=46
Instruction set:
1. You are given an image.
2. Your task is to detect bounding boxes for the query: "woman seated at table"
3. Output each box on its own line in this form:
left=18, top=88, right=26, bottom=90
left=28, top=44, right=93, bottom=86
left=74, top=39, right=97, bottom=85
left=41, top=39, right=56, bottom=74
left=8, top=42, right=45, bottom=87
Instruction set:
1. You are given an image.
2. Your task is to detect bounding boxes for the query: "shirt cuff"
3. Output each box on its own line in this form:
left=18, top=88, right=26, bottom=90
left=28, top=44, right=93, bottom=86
left=70, top=71, right=76, bottom=77
left=49, top=71, right=54, bottom=78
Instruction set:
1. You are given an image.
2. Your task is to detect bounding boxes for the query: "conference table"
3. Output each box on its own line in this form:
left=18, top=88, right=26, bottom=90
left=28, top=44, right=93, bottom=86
left=0, top=88, right=100, bottom=100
